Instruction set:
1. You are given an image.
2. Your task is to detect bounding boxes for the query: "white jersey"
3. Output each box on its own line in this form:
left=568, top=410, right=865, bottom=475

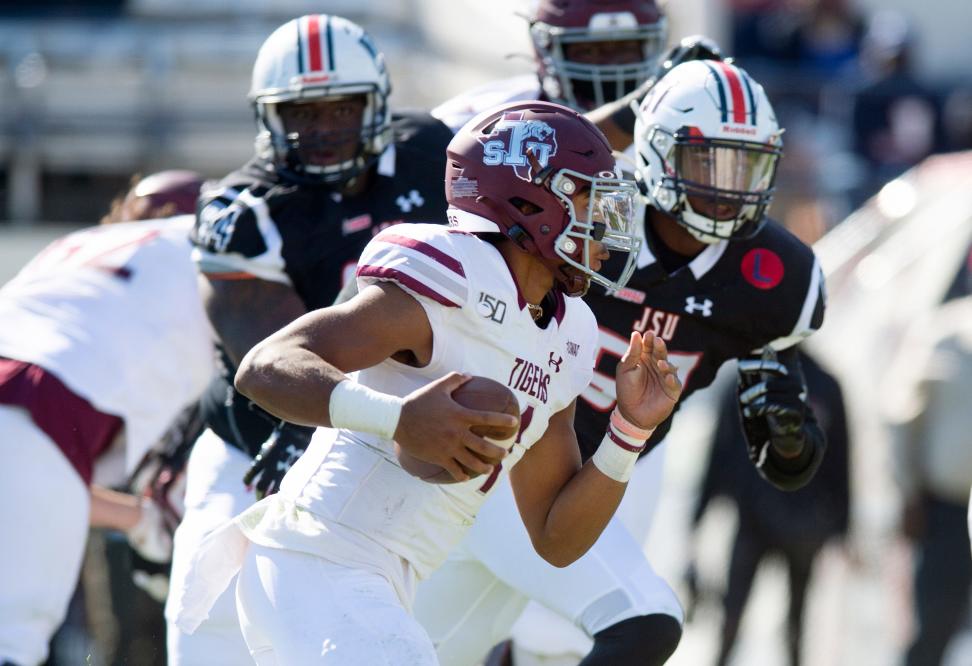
left=432, top=75, right=542, bottom=133
left=0, top=216, right=215, bottom=477
left=239, top=222, right=598, bottom=583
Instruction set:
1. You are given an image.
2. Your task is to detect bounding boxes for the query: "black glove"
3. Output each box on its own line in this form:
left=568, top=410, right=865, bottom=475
left=738, top=348, right=808, bottom=457
left=243, top=422, right=314, bottom=500
left=737, top=346, right=825, bottom=490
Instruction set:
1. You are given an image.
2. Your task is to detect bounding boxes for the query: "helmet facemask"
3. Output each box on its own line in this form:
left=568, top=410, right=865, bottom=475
left=533, top=18, right=667, bottom=111
left=547, top=168, right=641, bottom=295
left=645, top=126, right=782, bottom=243
left=255, top=83, right=390, bottom=186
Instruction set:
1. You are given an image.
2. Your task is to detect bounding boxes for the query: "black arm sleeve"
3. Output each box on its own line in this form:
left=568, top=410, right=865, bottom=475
left=739, top=346, right=827, bottom=491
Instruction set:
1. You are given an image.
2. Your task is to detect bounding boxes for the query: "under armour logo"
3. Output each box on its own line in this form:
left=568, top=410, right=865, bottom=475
left=685, top=296, right=713, bottom=317
left=548, top=352, right=563, bottom=373
left=275, top=444, right=303, bottom=473
left=395, top=190, right=425, bottom=213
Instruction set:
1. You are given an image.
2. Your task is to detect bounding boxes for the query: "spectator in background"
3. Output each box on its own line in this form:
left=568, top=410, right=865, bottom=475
left=851, top=11, right=943, bottom=204
left=941, top=86, right=972, bottom=152
left=885, top=294, right=972, bottom=666
left=726, top=0, right=799, bottom=62
left=779, top=0, right=866, bottom=77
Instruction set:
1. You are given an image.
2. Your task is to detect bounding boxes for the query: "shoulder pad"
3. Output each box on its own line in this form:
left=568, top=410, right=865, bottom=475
left=356, top=224, right=471, bottom=308
left=191, top=186, right=289, bottom=285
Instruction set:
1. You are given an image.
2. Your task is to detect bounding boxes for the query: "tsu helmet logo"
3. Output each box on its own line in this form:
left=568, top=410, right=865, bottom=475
left=480, top=112, right=558, bottom=181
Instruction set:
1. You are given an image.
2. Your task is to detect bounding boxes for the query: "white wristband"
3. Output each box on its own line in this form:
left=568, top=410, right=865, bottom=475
left=591, top=410, right=651, bottom=483
left=328, top=380, right=404, bottom=441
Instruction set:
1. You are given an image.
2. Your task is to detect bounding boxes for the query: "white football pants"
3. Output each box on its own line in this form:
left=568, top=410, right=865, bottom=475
left=164, top=429, right=254, bottom=666
left=0, top=405, right=90, bottom=666
left=236, top=543, right=439, bottom=665
left=413, top=441, right=681, bottom=666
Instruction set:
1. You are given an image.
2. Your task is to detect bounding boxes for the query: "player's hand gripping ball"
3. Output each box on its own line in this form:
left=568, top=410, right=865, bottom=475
left=396, top=376, right=520, bottom=484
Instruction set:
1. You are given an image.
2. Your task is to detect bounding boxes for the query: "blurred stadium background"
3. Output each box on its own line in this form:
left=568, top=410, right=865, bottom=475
left=2, top=0, right=972, bottom=665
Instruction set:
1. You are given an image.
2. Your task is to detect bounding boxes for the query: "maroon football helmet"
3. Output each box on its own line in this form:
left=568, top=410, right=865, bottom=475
left=445, top=100, right=641, bottom=296
left=102, top=169, right=205, bottom=225
left=530, top=0, right=667, bottom=111
left=128, top=170, right=205, bottom=218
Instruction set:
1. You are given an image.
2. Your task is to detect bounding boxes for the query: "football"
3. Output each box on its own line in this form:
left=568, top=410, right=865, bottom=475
left=396, top=376, right=521, bottom=484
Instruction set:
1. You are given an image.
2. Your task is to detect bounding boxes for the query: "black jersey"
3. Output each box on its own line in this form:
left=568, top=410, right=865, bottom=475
left=191, top=111, right=454, bottom=455
left=575, top=218, right=826, bottom=460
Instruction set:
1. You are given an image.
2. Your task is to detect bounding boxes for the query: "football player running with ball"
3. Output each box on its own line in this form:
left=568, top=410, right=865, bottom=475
left=172, top=100, right=681, bottom=665
left=163, top=15, right=456, bottom=664
left=414, top=60, right=828, bottom=665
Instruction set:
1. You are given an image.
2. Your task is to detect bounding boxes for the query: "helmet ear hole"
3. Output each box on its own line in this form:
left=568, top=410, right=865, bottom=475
left=509, top=197, right=543, bottom=216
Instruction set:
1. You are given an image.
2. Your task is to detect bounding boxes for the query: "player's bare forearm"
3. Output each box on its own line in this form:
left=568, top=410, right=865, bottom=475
left=235, top=334, right=346, bottom=427
left=532, top=463, right=626, bottom=567
left=199, top=275, right=307, bottom=365
left=510, top=404, right=624, bottom=567
left=510, top=333, right=680, bottom=566
left=236, top=283, right=433, bottom=427
left=89, top=486, right=142, bottom=531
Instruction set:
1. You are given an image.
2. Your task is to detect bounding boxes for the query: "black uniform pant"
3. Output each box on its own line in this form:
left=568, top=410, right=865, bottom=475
left=715, top=517, right=824, bottom=666
left=905, top=495, right=972, bottom=666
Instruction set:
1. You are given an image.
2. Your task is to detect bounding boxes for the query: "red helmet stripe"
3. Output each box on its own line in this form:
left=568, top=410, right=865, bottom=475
left=717, top=62, right=747, bottom=125
left=306, top=15, right=323, bottom=72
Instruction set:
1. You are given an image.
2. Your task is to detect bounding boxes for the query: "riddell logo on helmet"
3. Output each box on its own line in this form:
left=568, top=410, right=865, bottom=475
left=299, top=74, right=333, bottom=84
left=479, top=112, right=559, bottom=182
left=722, top=125, right=757, bottom=136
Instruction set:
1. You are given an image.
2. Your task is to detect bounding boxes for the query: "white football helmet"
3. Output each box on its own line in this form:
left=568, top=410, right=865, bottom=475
left=250, top=14, right=392, bottom=184
left=634, top=60, right=783, bottom=243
